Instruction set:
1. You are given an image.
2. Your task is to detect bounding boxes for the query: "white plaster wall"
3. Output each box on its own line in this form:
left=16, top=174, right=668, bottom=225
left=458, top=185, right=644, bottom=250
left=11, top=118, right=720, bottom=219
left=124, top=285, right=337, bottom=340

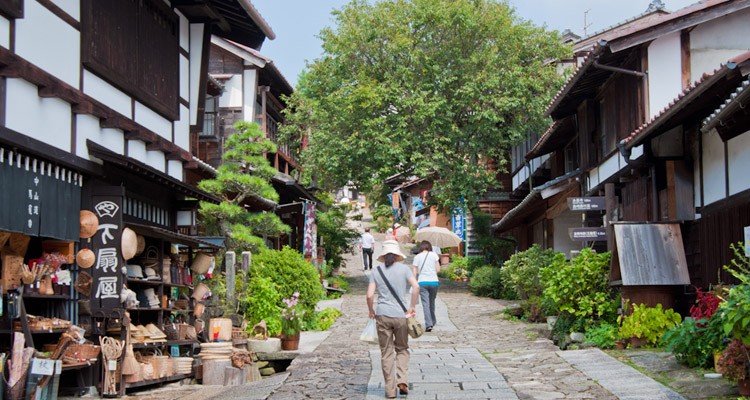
left=127, top=140, right=147, bottom=164
left=75, top=114, right=125, bottom=159
left=15, top=1, right=79, bottom=88
left=647, top=32, right=682, bottom=118
left=220, top=76, right=243, bottom=108
left=243, top=69, right=257, bottom=121
left=82, top=70, right=132, bottom=117
left=0, top=16, right=9, bottom=49
left=702, top=130, right=726, bottom=206
left=553, top=210, right=583, bottom=256
left=145, top=150, right=166, bottom=173
left=189, top=23, right=205, bottom=125
left=49, top=0, right=79, bottom=21
left=180, top=54, right=189, bottom=103
left=177, top=10, right=189, bottom=52
left=599, top=153, right=621, bottom=183
left=174, top=105, right=190, bottom=150
left=690, top=8, right=750, bottom=80
left=6, top=78, right=72, bottom=152
left=134, top=101, right=172, bottom=141
left=588, top=167, right=600, bottom=189
left=728, top=130, right=750, bottom=196
left=513, top=168, right=528, bottom=191
left=167, top=160, right=183, bottom=180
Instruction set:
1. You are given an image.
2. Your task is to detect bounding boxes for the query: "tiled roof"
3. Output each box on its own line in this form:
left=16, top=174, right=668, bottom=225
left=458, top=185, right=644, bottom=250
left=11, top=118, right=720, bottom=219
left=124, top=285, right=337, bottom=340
left=545, top=42, right=608, bottom=117
left=702, top=78, right=750, bottom=133
left=622, top=50, right=750, bottom=149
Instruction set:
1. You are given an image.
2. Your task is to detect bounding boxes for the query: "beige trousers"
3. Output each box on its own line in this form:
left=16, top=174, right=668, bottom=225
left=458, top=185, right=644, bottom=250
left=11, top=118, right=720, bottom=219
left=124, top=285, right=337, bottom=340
left=376, top=315, right=410, bottom=398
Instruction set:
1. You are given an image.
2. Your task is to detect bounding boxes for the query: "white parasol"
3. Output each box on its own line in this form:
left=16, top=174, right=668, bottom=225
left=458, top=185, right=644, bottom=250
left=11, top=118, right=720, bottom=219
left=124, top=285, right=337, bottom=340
left=414, top=226, right=462, bottom=248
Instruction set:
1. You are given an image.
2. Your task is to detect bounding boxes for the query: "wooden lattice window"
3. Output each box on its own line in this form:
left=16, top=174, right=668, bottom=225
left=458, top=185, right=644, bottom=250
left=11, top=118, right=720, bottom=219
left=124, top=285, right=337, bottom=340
left=82, top=0, right=178, bottom=120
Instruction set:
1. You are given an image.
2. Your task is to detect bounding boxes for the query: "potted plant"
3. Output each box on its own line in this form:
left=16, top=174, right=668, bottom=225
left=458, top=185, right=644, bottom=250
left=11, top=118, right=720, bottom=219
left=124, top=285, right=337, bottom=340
left=617, top=303, right=681, bottom=348
left=280, top=292, right=304, bottom=350
left=716, top=339, right=750, bottom=395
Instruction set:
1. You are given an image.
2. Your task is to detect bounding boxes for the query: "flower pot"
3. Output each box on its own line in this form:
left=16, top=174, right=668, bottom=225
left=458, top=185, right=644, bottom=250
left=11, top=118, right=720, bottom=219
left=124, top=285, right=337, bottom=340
left=629, top=336, right=647, bottom=348
left=739, top=378, right=750, bottom=396
left=280, top=333, right=300, bottom=351
left=614, top=339, right=627, bottom=350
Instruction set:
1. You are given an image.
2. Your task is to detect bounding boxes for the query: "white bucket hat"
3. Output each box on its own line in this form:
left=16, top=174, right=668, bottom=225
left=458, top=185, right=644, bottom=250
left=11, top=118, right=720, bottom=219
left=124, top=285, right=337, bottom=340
left=377, top=240, right=406, bottom=262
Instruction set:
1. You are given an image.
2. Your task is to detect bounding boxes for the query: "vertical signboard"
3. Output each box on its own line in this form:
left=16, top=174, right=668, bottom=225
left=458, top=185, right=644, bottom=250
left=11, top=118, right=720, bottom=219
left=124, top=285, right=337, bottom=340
left=90, top=187, right=124, bottom=313
left=302, top=201, right=317, bottom=259
left=452, top=198, right=466, bottom=241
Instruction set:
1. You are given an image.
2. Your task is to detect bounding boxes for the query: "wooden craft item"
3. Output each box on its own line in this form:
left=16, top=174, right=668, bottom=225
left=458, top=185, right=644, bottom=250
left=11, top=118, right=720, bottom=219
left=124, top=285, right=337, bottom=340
left=1, top=253, right=24, bottom=293
left=7, top=232, right=30, bottom=256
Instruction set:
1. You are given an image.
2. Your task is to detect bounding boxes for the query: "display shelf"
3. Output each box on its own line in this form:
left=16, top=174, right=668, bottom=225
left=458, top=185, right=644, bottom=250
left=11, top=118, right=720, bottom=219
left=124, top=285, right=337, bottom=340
left=163, top=282, right=192, bottom=289
left=132, top=339, right=196, bottom=349
left=124, top=373, right=193, bottom=389
left=23, top=293, right=70, bottom=300
left=126, top=278, right=161, bottom=286
left=127, top=307, right=166, bottom=312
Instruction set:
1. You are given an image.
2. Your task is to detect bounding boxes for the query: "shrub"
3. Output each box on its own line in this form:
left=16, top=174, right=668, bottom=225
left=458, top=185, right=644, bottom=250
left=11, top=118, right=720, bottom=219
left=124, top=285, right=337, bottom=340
left=438, top=264, right=458, bottom=281
left=468, top=266, right=504, bottom=298
left=316, top=308, right=343, bottom=331
left=240, top=276, right=282, bottom=336
left=720, top=243, right=750, bottom=345
left=250, top=246, right=325, bottom=319
left=465, top=256, right=486, bottom=276
left=618, top=303, right=682, bottom=347
left=542, top=248, right=617, bottom=324
left=552, top=313, right=586, bottom=349
left=585, top=322, right=618, bottom=349
left=317, top=207, right=360, bottom=269
left=500, top=244, right=556, bottom=300
left=661, top=313, right=726, bottom=369
left=471, top=211, right=515, bottom=266
left=521, top=295, right=555, bottom=322
left=717, top=339, right=750, bottom=382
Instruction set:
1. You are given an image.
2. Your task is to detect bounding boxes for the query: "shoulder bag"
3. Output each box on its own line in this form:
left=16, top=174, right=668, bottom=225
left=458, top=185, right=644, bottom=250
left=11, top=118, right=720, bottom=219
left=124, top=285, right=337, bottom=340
left=377, top=266, right=424, bottom=338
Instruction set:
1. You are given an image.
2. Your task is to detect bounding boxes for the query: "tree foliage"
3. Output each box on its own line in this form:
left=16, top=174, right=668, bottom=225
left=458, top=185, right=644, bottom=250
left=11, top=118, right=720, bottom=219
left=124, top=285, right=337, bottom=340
left=198, top=121, right=289, bottom=252
left=282, top=0, right=569, bottom=210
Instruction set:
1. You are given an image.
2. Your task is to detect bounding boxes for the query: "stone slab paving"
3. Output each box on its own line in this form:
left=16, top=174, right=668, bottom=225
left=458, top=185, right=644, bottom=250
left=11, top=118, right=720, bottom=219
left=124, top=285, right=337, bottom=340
left=559, top=349, right=685, bottom=400
left=366, top=348, right=517, bottom=400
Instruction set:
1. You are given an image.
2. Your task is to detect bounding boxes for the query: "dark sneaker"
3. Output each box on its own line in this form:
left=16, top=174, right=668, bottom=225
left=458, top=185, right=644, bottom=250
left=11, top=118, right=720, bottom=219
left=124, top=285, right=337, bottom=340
left=398, top=383, right=408, bottom=395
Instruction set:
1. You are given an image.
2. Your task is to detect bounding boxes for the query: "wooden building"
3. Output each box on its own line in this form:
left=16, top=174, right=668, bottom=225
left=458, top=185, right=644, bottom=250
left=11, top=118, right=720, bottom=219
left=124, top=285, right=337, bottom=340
left=493, top=0, right=750, bottom=308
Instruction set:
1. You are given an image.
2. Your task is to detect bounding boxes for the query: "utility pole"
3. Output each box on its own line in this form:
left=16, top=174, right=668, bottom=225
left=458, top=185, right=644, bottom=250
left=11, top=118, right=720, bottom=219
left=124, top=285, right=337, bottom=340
left=583, top=9, right=593, bottom=36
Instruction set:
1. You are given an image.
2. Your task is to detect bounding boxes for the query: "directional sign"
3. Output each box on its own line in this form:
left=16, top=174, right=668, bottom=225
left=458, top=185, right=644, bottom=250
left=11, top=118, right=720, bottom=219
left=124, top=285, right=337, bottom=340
left=568, top=197, right=606, bottom=211
left=569, top=227, right=607, bottom=241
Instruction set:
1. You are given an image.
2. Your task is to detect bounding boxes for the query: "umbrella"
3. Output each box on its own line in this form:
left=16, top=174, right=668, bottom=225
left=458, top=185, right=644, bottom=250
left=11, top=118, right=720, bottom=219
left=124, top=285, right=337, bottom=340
left=414, top=226, right=462, bottom=248
left=393, top=225, right=411, bottom=243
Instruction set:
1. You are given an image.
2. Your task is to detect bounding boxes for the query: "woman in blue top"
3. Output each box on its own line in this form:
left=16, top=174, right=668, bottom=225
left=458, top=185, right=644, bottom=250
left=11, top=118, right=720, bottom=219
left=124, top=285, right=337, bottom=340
left=411, top=240, right=441, bottom=332
left=367, top=240, right=419, bottom=398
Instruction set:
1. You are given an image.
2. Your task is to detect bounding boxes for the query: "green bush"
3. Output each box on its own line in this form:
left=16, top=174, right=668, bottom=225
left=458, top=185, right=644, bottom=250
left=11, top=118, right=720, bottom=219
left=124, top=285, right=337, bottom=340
left=438, top=264, right=458, bottom=281
left=471, top=211, right=515, bottom=266
left=240, top=276, right=282, bottom=336
left=720, top=243, right=750, bottom=345
left=584, top=322, right=618, bottom=349
left=542, top=248, right=617, bottom=325
left=552, top=313, right=587, bottom=349
left=316, top=308, right=343, bottom=331
left=618, top=303, right=682, bottom=347
left=500, top=244, right=556, bottom=300
left=661, top=313, right=726, bottom=368
left=251, top=246, right=325, bottom=319
left=317, top=207, right=360, bottom=270
left=468, top=266, right=505, bottom=298
left=465, top=256, right=485, bottom=276
left=520, top=295, right=555, bottom=322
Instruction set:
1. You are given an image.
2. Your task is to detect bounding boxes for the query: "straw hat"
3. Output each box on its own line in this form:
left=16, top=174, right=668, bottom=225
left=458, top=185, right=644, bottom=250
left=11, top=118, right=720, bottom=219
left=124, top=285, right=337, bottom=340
left=76, top=248, right=95, bottom=269
left=377, top=240, right=406, bottom=262
left=121, top=227, right=137, bottom=260
left=135, top=235, right=146, bottom=256
left=79, top=210, right=99, bottom=239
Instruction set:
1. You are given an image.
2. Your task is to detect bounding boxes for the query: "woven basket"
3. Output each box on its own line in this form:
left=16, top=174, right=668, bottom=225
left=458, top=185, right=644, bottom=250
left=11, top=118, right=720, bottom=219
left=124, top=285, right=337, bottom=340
left=64, top=343, right=101, bottom=362
left=231, top=327, right=246, bottom=339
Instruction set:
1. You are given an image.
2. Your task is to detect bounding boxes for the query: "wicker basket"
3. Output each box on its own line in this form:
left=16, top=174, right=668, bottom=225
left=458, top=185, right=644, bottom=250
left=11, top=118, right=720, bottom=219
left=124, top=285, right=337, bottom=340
left=64, top=343, right=101, bottom=362
left=231, top=327, right=246, bottom=339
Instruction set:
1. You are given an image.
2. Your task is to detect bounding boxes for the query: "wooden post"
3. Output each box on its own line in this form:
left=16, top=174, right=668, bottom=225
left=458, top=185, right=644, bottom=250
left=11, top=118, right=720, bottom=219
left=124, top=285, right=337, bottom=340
left=605, top=183, right=616, bottom=252
left=226, top=251, right=236, bottom=306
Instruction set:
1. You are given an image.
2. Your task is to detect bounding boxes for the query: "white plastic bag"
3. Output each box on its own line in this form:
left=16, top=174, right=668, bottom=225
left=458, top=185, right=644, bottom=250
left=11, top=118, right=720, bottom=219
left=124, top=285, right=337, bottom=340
left=360, top=318, right=378, bottom=343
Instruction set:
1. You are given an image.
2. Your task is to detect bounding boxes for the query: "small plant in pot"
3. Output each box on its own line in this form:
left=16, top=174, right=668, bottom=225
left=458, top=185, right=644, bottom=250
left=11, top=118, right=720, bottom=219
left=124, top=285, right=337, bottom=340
left=716, top=339, right=750, bottom=395
left=617, top=303, right=681, bottom=348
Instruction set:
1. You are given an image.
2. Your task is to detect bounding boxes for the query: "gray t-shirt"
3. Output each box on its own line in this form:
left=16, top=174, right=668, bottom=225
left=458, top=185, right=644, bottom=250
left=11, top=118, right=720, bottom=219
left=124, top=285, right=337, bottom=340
left=369, top=262, right=414, bottom=318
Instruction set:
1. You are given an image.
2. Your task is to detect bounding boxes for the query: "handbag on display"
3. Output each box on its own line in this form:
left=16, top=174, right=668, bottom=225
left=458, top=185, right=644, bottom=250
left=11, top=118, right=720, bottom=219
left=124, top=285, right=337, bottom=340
left=376, top=266, right=424, bottom=339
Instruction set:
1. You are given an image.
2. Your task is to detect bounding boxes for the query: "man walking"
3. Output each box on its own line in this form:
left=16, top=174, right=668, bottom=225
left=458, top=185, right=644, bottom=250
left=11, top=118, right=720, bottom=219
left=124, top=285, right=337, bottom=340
left=361, top=228, right=375, bottom=270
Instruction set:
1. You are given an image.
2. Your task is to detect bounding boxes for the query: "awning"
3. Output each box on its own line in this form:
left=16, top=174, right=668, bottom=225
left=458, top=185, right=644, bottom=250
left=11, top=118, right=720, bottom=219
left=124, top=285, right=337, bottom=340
left=272, top=173, right=326, bottom=211
left=526, top=116, right=576, bottom=160
left=612, top=223, right=690, bottom=286
left=126, top=222, right=220, bottom=249
left=0, top=147, right=82, bottom=241
left=87, top=140, right=220, bottom=204
left=702, top=77, right=750, bottom=141
left=491, top=169, right=581, bottom=232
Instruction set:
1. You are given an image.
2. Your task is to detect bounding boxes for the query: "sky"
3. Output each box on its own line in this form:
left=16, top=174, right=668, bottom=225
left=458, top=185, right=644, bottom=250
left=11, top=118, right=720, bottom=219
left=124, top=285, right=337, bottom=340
left=251, top=0, right=699, bottom=87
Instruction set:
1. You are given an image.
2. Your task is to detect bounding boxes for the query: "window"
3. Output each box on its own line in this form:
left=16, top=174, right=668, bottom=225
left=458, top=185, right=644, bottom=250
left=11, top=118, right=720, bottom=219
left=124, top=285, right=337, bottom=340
left=564, top=139, right=578, bottom=173
left=82, top=0, right=179, bottom=120
left=202, top=96, right=219, bottom=138
left=599, top=99, right=616, bottom=159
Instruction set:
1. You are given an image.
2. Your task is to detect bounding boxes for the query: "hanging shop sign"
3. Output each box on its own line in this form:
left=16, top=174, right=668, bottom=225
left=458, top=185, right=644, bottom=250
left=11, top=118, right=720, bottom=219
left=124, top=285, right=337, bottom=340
left=89, top=187, right=125, bottom=313
left=569, top=227, right=607, bottom=241
left=302, top=201, right=317, bottom=259
left=567, top=196, right=606, bottom=211
left=0, top=148, right=82, bottom=240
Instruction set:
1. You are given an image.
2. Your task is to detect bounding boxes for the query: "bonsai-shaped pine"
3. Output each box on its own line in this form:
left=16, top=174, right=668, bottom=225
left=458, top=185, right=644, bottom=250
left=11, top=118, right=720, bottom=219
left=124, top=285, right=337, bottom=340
left=198, top=121, right=289, bottom=253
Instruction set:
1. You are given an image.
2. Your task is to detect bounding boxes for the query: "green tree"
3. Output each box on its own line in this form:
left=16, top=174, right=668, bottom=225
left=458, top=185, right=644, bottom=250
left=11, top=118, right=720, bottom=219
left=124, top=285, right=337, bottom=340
left=282, top=0, right=569, bottom=210
left=198, top=121, right=290, bottom=252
